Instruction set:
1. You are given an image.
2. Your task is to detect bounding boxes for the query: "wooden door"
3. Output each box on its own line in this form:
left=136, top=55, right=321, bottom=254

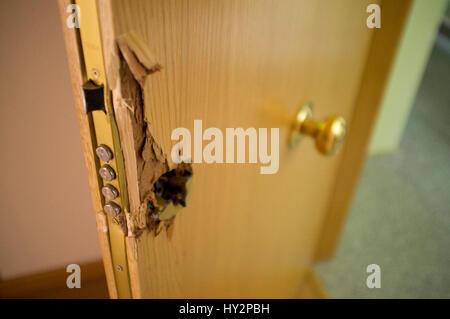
left=59, top=0, right=410, bottom=298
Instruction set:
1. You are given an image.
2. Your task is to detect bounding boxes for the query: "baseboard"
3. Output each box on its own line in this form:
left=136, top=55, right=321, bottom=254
left=0, top=261, right=327, bottom=299
left=0, top=261, right=109, bottom=299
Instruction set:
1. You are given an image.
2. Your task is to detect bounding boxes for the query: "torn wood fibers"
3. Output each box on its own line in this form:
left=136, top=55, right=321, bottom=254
left=104, top=29, right=189, bottom=237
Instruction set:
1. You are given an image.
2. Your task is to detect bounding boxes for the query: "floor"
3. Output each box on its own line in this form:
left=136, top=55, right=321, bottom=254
left=0, top=261, right=109, bottom=299
left=316, top=42, right=450, bottom=298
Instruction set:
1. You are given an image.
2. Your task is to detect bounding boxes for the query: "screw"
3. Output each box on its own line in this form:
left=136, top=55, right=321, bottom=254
left=116, top=265, right=123, bottom=272
left=99, top=164, right=116, bottom=181
left=92, top=68, right=100, bottom=79
left=95, top=144, right=113, bottom=162
left=104, top=201, right=121, bottom=217
left=102, top=184, right=119, bottom=200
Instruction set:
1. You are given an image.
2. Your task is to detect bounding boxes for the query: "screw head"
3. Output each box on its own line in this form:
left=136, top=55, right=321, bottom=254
left=92, top=68, right=100, bottom=79
left=95, top=144, right=113, bottom=162
left=102, top=184, right=119, bottom=200
left=99, top=164, right=116, bottom=181
left=104, top=201, right=121, bottom=217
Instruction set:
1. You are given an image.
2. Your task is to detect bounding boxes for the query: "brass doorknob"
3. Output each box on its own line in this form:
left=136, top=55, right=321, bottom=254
left=290, top=102, right=347, bottom=155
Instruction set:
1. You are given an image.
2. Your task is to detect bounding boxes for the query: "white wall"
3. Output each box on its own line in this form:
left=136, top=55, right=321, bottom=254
left=369, top=0, right=449, bottom=154
left=0, top=0, right=101, bottom=280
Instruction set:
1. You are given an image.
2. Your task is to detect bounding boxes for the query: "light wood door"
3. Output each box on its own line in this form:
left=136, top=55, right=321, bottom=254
left=60, top=0, right=410, bottom=298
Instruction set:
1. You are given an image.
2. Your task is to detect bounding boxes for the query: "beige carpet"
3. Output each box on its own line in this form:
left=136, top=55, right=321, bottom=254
left=316, top=42, right=450, bottom=298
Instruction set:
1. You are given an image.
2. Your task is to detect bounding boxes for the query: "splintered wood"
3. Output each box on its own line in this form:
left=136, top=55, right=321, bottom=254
left=112, top=32, right=191, bottom=236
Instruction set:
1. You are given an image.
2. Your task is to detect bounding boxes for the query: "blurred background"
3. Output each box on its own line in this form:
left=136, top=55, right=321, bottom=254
left=0, top=0, right=448, bottom=298
left=317, top=0, right=450, bottom=298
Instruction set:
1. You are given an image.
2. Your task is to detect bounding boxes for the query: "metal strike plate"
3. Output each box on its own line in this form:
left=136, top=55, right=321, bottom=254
left=76, top=0, right=132, bottom=298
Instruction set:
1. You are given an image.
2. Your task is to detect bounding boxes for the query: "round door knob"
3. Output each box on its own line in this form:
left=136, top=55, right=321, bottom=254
left=290, top=102, right=347, bottom=155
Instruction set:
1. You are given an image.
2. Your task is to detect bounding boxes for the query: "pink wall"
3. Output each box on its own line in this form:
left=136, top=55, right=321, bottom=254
left=0, top=0, right=101, bottom=280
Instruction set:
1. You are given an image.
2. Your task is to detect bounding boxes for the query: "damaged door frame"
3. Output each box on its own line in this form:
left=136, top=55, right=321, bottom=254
left=59, top=0, right=132, bottom=298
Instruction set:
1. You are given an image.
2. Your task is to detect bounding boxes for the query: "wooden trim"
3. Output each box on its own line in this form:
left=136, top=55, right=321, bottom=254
left=314, top=0, right=413, bottom=260
left=57, top=0, right=118, bottom=298
left=0, top=261, right=108, bottom=298
left=0, top=263, right=324, bottom=299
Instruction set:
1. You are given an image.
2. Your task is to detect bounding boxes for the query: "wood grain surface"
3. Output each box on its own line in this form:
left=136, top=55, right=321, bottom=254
left=96, top=0, right=381, bottom=298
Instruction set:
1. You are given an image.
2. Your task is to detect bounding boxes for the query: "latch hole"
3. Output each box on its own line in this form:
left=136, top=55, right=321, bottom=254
left=148, top=164, right=193, bottom=221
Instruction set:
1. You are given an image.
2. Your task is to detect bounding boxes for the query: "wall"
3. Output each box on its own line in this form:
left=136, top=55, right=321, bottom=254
left=0, top=0, right=101, bottom=280
left=369, top=0, right=448, bottom=154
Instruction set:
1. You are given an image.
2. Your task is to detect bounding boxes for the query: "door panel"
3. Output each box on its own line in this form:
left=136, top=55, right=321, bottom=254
left=104, top=0, right=376, bottom=298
